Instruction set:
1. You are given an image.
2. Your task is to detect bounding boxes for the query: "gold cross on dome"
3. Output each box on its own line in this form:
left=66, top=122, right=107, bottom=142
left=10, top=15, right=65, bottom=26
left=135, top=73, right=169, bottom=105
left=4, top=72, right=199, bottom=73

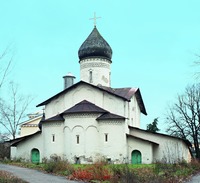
left=89, top=12, right=101, bottom=27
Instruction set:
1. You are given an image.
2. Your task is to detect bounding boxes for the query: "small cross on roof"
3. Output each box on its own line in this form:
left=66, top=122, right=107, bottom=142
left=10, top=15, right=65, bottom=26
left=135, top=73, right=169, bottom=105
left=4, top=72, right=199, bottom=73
left=89, top=12, right=101, bottom=27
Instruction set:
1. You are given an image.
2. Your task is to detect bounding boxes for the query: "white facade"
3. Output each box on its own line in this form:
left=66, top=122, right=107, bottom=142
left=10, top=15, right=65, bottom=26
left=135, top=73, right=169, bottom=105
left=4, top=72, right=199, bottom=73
left=10, top=26, right=191, bottom=164
left=11, top=83, right=191, bottom=164
left=11, top=132, right=42, bottom=161
left=80, top=58, right=111, bottom=87
left=128, top=127, right=191, bottom=163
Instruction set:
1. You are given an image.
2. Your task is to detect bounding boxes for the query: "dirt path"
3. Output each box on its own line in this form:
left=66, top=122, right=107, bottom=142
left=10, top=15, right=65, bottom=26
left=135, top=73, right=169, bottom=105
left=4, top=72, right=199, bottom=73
left=0, top=164, right=83, bottom=183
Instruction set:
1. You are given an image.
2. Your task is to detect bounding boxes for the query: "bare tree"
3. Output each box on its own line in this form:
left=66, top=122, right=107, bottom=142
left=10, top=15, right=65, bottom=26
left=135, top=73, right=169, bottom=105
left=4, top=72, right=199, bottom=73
left=166, top=84, right=200, bottom=159
left=0, top=46, right=13, bottom=89
left=0, top=82, right=33, bottom=139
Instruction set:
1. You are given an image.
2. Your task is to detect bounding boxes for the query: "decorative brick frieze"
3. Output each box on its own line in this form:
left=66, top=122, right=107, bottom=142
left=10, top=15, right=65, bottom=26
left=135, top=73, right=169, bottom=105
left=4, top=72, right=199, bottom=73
left=65, top=113, right=99, bottom=118
left=80, top=62, right=110, bottom=69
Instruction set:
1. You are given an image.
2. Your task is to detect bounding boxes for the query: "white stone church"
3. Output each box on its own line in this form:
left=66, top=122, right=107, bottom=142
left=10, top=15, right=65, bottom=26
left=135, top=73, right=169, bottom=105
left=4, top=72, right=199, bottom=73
left=11, top=25, right=191, bottom=164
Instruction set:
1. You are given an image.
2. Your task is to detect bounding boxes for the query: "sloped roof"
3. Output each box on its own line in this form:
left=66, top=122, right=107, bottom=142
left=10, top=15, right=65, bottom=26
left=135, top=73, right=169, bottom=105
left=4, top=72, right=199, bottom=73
left=42, top=114, right=64, bottom=122
left=97, top=85, right=136, bottom=100
left=62, top=100, right=108, bottom=114
left=126, top=134, right=159, bottom=145
left=36, top=81, right=147, bottom=115
left=20, top=114, right=42, bottom=126
left=128, top=126, right=192, bottom=147
left=98, top=85, right=147, bottom=115
left=10, top=131, right=41, bottom=147
left=96, top=113, right=125, bottom=120
left=40, top=100, right=125, bottom=123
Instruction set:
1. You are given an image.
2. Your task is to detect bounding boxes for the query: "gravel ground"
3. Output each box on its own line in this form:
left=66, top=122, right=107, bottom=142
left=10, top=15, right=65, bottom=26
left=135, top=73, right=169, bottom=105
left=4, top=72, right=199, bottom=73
left=186, top=173, right=200, bottom=183
left=0, top=164, right=83, bottom=183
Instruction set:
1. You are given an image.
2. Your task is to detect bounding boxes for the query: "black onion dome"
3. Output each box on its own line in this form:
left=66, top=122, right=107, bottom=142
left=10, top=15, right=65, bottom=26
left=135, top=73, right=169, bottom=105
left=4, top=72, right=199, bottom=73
left=78, top=26, right=112, bottom=60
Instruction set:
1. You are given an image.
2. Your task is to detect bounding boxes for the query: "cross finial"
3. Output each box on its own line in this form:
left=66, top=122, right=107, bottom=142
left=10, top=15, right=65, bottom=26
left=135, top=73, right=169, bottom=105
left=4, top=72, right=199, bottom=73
left=89, top=12, right=101, bottom=27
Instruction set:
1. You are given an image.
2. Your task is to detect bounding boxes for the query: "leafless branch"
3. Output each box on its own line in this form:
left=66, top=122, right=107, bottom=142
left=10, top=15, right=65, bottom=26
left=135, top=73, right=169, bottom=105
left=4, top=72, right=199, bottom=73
left=0, top=82, right=33, bottom=139
left=165, top=84, right=200, bottom=159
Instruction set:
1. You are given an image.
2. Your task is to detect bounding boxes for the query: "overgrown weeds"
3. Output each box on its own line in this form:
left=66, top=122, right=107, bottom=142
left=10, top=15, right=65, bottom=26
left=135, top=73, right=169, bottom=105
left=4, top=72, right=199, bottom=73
left=0, top=170, right=28, bottom=183
left=111, top=165, right=139, bottom=183
left=3, top=159, right=200, bottom=182
left=70, top=161, right=112, bottom=182
left=43, top=160, right=74, bottom=176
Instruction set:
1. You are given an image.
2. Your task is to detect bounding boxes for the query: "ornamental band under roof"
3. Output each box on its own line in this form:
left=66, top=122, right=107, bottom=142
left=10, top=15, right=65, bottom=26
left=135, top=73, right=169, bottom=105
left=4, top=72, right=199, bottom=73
left=78, top=26, right=113, bottom=61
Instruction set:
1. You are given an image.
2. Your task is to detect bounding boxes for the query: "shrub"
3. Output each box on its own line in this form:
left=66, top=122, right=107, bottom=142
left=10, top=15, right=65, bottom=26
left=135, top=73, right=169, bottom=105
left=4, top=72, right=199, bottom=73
left=0, top=143, right=10, bottom=160
left=43, top=160, right=74, bottom=175
left=43, top=161, right=57, bottom=173
left=71, top=168, right=93, bottom=181
left=71, top=161, right=112, bottom=181
left=111, top=165, right=138, bottom=183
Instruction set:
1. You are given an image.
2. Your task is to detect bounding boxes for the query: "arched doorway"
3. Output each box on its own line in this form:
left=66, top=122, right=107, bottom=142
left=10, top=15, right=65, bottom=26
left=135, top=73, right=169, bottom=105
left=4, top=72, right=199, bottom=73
left=31, top=148, right=40, bottom=163
left=131, top=150, right=142, bottom=164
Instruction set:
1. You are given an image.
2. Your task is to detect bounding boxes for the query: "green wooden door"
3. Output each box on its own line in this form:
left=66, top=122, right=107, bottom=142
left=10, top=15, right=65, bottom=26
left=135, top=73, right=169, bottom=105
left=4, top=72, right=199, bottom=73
left=31, top=149, right=40, bottom=163
left=131, top=150, right=142, bottom=164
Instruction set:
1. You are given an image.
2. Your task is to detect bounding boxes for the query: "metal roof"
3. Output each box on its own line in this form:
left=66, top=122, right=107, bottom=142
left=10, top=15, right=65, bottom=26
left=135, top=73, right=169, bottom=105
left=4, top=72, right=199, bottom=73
left=62, top=100, right=108, bottom=114
left=96, top=113, right=125, bottom=120
left=42, top=114, right=64, bottom=122
left=78, top=26, right=112, bottom=61
left=36, top=81, right=147, bottom=115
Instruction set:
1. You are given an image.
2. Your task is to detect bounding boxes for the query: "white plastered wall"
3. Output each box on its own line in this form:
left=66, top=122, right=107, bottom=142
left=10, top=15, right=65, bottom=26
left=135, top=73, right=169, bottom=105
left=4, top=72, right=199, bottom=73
left=63, top=114, right=127, bottom=164
left=127, top=137, right=154, bottom=164
left=42, top=122, right=64, bottom=159
left=80, top=58, right=111, bottom=87
left=45, top=84, right=128, bottom=120
left=129, top=128, right=191, bottom=163
left=12, top=133, right=43, bottom=162
left=128, top=96, right=141, bottom=128
left=98, top=120, right=127, bottom=163
left=63, top=114, right=100, bottom=163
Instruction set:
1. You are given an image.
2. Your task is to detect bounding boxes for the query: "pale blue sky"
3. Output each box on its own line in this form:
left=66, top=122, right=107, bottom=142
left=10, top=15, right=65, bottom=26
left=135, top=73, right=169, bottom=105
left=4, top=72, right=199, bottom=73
left=1, top=0, right=200, bottom=132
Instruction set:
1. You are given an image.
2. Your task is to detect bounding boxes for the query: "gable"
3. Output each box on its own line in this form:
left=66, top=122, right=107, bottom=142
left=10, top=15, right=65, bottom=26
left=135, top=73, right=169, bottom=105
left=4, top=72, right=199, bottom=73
left=41, top=100, right=125, bottom=125
left=36, top=81, right=147, bottom=115
left=36, top=81, right=118, bottom=107
left=20, top=115, right=42, bottom=126
left=63, top=100, right=108, bottom=114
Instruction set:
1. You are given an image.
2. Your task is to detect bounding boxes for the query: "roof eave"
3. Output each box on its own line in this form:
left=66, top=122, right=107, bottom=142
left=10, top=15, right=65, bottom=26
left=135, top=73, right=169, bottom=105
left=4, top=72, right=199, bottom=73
left=135, top=89, right=147, bottom=115
left=126, top=133, right=159, bottom=145
left=128, top=126, right=192, bottom=147
left=36, top=81, right=131, bottom=107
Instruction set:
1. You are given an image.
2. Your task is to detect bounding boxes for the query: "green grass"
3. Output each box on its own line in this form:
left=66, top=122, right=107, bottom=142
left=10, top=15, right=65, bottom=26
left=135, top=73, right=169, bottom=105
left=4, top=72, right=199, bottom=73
left=2, top=160, right=200, bottom=182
